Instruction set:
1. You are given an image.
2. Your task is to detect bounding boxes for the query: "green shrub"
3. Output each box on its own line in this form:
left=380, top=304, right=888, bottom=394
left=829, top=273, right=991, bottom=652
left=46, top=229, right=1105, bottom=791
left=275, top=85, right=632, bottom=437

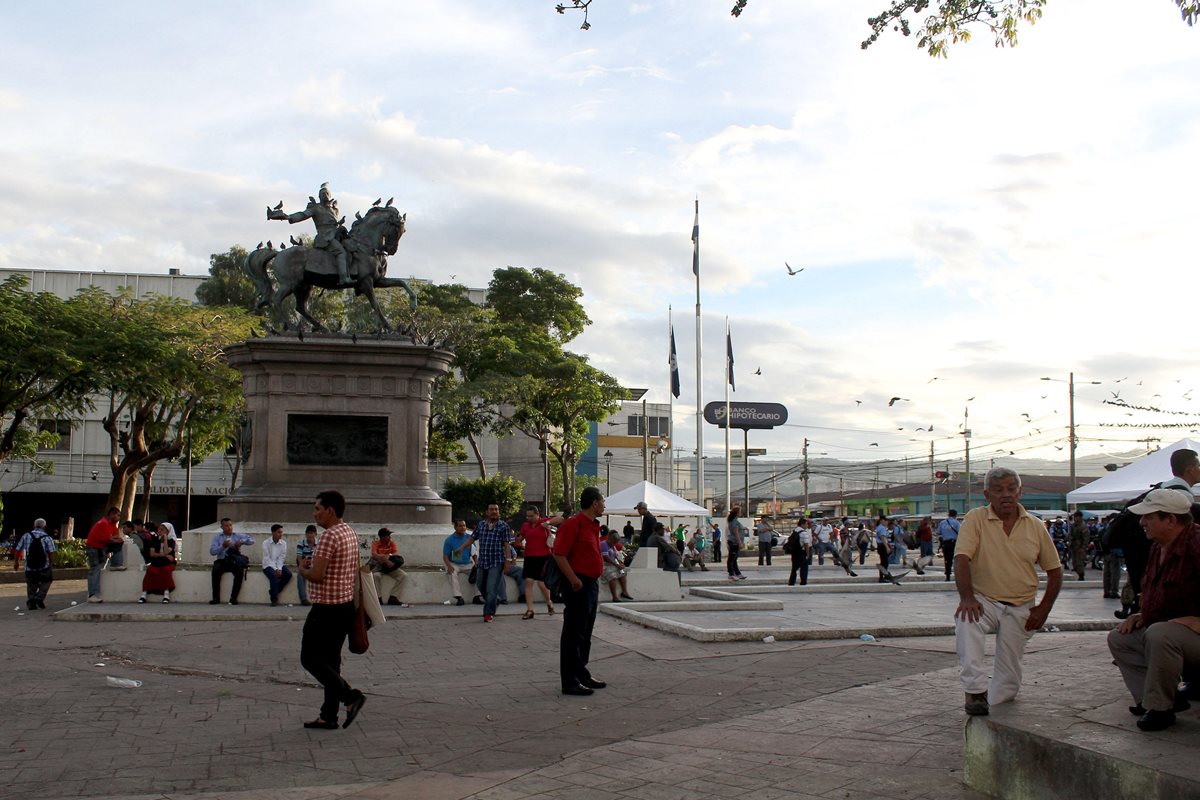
left=441, top=475, right=525, bottom=524
left=52, top=538, right=88, bottom=568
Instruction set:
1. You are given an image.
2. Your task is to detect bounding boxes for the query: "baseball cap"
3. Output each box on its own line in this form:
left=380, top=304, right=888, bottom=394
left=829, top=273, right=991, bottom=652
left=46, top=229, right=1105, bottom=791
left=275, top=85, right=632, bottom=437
left=1128, top=489, right=1192, bottom=516
left=635, top=501, right=648, bottom=510
left=377, top=527, right=393, bottom=537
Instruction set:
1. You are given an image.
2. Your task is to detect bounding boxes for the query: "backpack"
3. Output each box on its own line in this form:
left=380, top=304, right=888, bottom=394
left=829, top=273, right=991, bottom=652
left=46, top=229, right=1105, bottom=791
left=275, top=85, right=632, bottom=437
left=25, top=532, right=49, bottom=572
left=782, top=535, right=795, bottom=555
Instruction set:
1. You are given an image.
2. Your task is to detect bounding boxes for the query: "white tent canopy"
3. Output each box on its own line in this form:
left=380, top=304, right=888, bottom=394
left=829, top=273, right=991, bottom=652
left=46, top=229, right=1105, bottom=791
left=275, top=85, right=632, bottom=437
left=1065, top=438, right=1200, bottom=505
left=603, top=480, right=709, bottom=517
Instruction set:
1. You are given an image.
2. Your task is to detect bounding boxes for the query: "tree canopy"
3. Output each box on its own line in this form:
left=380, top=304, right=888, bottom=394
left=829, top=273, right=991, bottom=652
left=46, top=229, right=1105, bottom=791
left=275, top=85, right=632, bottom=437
left=557, top=1, right=1199, bottom=56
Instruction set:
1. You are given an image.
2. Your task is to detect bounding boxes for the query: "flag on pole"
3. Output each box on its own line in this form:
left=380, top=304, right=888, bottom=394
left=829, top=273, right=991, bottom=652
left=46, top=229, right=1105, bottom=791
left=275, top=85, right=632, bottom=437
left=691, top=198, right=700, bottom=276
left=726, top=328, right=735, bottom=392
left=669, top=323, right=681, bottom=398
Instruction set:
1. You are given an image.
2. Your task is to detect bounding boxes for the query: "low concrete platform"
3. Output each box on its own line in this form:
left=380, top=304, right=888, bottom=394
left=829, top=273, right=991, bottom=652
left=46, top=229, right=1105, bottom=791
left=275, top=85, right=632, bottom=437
left=964, top=636, right=1200, bottom=799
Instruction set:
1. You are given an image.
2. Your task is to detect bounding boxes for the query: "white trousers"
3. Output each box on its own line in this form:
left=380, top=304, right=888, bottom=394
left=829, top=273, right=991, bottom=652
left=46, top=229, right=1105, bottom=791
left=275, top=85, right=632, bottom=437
left=955, top=593, right=1034, bottom=704
left=445, top=563, right=473, bottom=599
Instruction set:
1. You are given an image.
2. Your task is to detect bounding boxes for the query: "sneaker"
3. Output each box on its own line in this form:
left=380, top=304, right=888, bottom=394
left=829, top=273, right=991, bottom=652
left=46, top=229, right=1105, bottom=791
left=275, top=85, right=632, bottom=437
left=87, top=596, right=103, bottom=604
left=386, top=597, right=401, bottom=606
left=209, top=599, right=220, bottom=605
left=137, top=597, right=147, bottom=604
left=110, top=565, right=127, bottom=572
left=36, top=600, right=46, bottom=609
left=483, top=614, right=494, bottom=623
left=443, top=599, right=453, bottom=605
left=162, top=597, right=170, bottom=604
left=964, top=692, right=989, bottom=716
left=455, top=596, right=465, bottom=606
left=472, top=596, right=483, bottom=605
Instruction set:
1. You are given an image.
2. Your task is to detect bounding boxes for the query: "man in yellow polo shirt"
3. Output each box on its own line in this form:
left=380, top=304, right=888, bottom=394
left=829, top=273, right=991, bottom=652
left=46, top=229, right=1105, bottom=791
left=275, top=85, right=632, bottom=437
left=954, top=467, right=1063, bottom=716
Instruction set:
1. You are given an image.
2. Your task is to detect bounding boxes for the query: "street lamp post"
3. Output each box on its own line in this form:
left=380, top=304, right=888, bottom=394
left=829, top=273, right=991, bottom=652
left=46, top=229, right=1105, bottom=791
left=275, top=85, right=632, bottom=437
left=1041, top=372, right=1101, bottom=490
left=603, top=450, right=613, bottom=496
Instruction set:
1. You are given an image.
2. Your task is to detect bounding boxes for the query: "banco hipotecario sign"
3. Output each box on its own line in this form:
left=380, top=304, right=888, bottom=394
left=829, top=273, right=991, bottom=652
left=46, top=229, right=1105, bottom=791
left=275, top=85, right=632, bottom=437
left=703, top=402, right=789, bottom=430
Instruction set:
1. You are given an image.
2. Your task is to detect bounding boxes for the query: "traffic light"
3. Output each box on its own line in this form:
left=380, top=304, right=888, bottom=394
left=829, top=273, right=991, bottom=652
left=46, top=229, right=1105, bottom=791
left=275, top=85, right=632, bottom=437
left=935, top=471, right=948, bottom=480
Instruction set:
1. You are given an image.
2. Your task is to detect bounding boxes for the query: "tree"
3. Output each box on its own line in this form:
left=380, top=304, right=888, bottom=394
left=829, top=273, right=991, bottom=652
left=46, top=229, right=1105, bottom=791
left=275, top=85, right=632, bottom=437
left=440, top=474, right=526, bottom=523
left=558, top=1, right=1199, bottom=57
left=95, top=292, right=258, bottom=518
left=0, top=276, right=120, bottom=464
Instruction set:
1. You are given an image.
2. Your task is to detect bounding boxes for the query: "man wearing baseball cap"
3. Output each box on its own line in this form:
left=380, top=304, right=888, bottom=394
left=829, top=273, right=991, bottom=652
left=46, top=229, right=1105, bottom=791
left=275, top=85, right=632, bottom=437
left=635, top=501, right=657, bottom=548
left=1107, top=488, right=1200, bottom=731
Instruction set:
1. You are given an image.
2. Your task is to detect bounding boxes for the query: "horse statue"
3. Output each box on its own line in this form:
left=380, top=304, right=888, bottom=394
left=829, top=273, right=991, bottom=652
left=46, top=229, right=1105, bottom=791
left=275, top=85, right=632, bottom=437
left=244, top=204, right=416, bottom=333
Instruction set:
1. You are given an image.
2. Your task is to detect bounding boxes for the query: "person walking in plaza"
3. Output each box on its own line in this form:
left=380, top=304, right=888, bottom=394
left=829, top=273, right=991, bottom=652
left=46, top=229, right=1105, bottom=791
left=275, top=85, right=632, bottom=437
left=755, top=517, right=775, bottom=566
left=84, top=506, right=126, bottom=603
left=516, top=505, right=557, bottom=618
left=954, top=468, right=1063, bottom=717
left=14, top=518, right=55, bottom=610
left=262, top=524, right=293, bottom=606
left=786, top=522, right=809, bottom=586
left=914, top=516, right=935, bottom=575
left=209, top=518, right=254, bottom=605
left=297, top=490, right=366, bottom=730
left=456, top=503, right=515, bottom=623
left=138, top=522, right=176, bottom=604
left=937, top=510, right=961, bottom=582
left=874, top=515, right=893, bottom=582
left=553, top=486, right=607, bottom=696
left=1106, top=489, right=1200, bottom=731
left=725, top=508, right=747, bottom=580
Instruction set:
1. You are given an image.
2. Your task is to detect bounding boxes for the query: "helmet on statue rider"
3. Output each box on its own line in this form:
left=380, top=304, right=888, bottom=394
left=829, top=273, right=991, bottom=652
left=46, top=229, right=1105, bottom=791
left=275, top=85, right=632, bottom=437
left=318, top=182, right=333, bottom=204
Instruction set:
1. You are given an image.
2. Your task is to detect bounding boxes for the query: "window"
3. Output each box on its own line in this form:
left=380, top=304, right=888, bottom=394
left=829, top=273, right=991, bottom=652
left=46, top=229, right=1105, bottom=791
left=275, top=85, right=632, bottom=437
left=626, top=416, right=670, bottom=437
left=37, top=419, right=72, bottom=451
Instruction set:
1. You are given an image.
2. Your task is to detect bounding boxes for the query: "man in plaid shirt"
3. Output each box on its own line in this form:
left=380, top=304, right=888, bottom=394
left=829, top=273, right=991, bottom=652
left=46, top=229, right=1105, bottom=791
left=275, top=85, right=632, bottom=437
left=456, top=503, right=515, bottom=622
left=297, top=490, right=367, bottom=730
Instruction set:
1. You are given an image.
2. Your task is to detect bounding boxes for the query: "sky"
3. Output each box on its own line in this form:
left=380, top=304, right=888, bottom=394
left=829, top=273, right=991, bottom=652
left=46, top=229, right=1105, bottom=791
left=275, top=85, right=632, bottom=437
left=1, top=1, right=1198, bottom=475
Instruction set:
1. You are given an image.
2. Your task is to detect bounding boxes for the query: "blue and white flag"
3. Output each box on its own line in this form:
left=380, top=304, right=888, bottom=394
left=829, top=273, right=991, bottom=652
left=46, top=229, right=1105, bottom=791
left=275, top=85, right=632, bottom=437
left=726, top=329, right=735, bottom=392
left=669, top=324, right=680, bottom=398
left=691, top=199, right=699, bottom=276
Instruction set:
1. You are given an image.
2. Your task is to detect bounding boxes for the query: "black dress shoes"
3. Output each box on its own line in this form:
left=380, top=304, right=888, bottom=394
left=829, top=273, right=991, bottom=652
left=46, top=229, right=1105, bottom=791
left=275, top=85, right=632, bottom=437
left=582, top=677, right=607, bottom=689
left=562, top=684, right=594, bottom=696
left=1137, top=709, right=1176, bottom=731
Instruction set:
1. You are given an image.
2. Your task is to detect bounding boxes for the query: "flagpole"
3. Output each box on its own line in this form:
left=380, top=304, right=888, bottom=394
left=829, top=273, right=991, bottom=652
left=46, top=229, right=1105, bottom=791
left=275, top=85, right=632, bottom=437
left=693, top=198, right=704, bottom=512
left=725, top=317, right=732, bottom=514
left=668, top=306, right=674, bottom=495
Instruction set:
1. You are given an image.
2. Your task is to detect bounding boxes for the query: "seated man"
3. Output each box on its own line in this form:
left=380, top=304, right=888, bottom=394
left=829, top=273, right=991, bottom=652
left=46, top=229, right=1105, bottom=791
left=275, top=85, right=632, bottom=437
left=682, top=537, right=709, bottom=572
left=441, top=519, right=477, bottom=606
left=209, top=517, right=255, bottom=605
left=262, top=523, right=292, bottom=606
left=370, top=528, right=410, bottom=607
left=1107, top=489, right=1200, bottom=731
left=648, top=522, right=682, bottom=572
left=600, top=530, right=633, bottom=601
left=294, top=525, right=317, bottom=606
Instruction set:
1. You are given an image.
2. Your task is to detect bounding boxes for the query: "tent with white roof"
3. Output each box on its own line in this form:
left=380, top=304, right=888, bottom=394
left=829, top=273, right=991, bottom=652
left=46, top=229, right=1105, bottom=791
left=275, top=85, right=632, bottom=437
left=602, top=480, right=709, bottom=516
left=1065, top=438, right=1200, bottom=505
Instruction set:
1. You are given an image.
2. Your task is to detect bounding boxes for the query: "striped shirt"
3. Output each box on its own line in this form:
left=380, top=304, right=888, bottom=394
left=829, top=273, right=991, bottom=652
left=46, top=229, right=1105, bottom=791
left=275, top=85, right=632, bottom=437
left=310, top=522, right=359, bottom=605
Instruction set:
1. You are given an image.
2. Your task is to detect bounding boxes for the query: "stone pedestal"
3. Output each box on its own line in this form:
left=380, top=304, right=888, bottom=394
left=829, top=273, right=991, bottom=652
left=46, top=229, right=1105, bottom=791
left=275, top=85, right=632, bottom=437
left=218, top=335, right=452, bottom=525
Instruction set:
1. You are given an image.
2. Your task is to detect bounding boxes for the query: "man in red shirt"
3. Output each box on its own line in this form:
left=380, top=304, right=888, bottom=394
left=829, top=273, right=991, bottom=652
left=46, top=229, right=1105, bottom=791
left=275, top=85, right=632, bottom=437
left=552, top=487, right=606, bottom=696
left=297, top=490, right=366, bottom=730
left=517, top=505, right=556, bottom=619
left=84, top=506, right=126, bottom=602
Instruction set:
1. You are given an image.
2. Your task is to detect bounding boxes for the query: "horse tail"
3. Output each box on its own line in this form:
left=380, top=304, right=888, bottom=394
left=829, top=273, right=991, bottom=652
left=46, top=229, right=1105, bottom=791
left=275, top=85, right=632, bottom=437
left=244, top=248, right=277, bottom=309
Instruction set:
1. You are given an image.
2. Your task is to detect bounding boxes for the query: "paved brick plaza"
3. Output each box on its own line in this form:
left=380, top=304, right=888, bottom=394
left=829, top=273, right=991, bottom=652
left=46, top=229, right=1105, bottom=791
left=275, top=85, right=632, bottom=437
left=4, top=571, right=1119, bottom=800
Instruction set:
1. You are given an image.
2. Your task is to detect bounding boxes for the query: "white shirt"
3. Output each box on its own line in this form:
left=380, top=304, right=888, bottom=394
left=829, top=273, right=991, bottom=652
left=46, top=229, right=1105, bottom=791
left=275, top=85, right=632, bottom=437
left=816, top=524, right=833, bottom=544
left=262, top=538, right=288, bottom=571
left=794, top=526, right=812, bottom=547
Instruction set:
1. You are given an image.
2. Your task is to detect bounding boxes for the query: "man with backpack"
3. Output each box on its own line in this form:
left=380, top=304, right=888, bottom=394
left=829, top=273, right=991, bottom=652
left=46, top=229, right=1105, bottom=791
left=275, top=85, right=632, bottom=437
left=14, top=518, right=55, bottom=610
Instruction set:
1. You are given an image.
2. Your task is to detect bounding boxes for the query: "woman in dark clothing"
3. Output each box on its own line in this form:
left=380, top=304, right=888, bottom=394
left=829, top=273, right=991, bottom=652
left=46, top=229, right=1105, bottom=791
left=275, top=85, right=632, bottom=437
left=725, top=508, right=746, bottom=581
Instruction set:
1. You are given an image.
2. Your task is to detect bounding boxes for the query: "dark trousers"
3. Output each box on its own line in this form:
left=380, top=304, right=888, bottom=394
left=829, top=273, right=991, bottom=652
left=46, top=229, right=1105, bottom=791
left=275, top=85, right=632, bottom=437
left=788, top=551, right=808, bottom=586
left=758, top=541, right=772, bottom=566
left=560, top=577, right=598, bottom=689
left=712, top=539, right=722, bottom=563
left=300, top=601, right=358, bottom=722
left=263, top=566, right=293, bottom=601
left=727, top=543, right=742, bottom=576
left=211, top=559, right=246, bottom=602
left=858, top=543, right=869, bottom=565
left=942, top=539, right=957, bottom=578
left=26, top=569, right=52, bottom=605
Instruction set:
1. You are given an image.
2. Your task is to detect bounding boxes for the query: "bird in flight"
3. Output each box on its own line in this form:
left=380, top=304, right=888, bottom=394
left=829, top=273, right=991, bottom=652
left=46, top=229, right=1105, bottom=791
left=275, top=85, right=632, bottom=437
left=887, top=397, right=908, bottom=407
left=927, top=377, right=941, bottom=383
left=754, top=367, right=762, bottom=376
left=869, top=442, right=879, bottom=447
left=1020, top=412, right=1031, bottom=420
left=967, top=396, right=976, bottom=402
left=785, top=262, right=803, bottom=275
left=854, top=400, right=862, bottom=406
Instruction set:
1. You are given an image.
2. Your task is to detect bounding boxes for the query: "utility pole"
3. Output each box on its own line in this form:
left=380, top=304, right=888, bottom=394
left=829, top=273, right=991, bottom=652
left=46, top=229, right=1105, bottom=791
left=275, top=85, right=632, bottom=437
left=802, top=438, right=810, bottom=513
left=771, top=466, right=777, bottom=515
left=929, top=440, right=935, bottom=515
left=642, top=398, right=649, bottom=481
left=964, top=406, right=972, bottom=512
left=743, top=428, right=750, bottom=515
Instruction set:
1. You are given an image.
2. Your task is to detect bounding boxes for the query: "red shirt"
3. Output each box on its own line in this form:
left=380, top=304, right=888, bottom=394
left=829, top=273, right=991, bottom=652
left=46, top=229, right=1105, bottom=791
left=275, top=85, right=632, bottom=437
left=552, top=512, right=603, bottom=579
left=310, top=522, right=360, bottom=605
left=519, top=519, right=552, bottom=556
left=86, top=518, right=118, bottom=549
left=1140, top=523, right=1200, bottom=627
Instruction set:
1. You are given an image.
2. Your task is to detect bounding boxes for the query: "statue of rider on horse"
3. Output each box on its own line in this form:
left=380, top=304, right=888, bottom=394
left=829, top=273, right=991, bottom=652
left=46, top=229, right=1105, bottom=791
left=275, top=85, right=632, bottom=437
left=246, top=181, right=416, bottom=333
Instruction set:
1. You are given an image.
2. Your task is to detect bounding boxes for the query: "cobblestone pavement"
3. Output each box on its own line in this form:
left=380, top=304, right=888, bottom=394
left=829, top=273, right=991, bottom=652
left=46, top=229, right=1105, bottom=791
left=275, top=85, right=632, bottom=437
left=0, top=575, right=1113, bottom=800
